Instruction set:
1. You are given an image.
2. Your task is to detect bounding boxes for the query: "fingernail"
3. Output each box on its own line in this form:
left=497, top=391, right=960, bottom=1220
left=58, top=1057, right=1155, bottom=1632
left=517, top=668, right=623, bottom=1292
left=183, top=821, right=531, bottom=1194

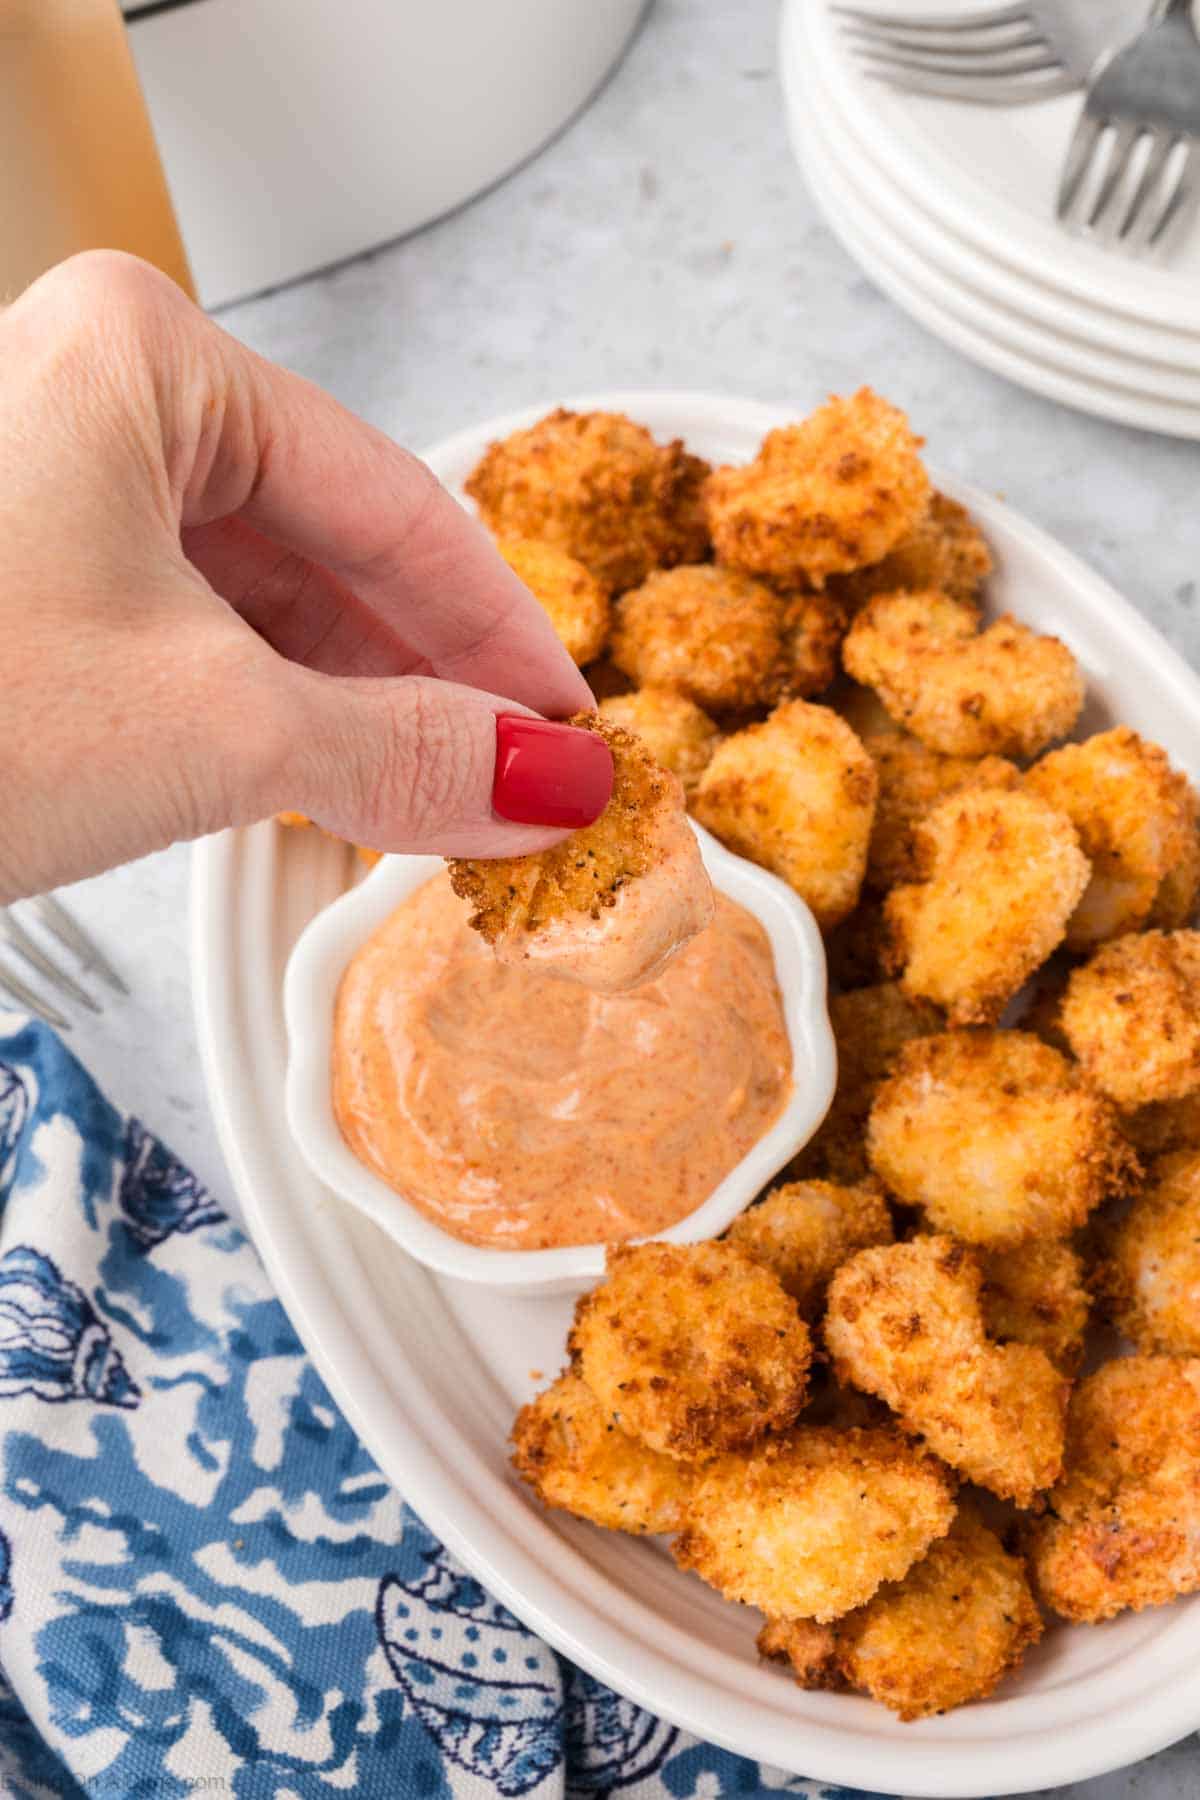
left=492, top=715, right=614, bottom=829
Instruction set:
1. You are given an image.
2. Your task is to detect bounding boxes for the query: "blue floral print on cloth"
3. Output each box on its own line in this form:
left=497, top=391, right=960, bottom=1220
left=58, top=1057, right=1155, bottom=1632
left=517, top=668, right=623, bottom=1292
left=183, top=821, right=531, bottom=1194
left=0, top=1012, right=884, bottom=1800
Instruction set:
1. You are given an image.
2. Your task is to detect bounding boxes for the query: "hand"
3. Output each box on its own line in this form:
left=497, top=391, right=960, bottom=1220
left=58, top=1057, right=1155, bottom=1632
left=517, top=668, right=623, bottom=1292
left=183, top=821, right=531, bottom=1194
left=0, top=252, right=605, bottom=904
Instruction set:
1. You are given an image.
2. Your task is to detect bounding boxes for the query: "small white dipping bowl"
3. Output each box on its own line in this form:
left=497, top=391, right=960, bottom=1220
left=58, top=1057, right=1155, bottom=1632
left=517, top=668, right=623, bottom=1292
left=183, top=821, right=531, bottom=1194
left=283, top=820, right=836, bottom=1296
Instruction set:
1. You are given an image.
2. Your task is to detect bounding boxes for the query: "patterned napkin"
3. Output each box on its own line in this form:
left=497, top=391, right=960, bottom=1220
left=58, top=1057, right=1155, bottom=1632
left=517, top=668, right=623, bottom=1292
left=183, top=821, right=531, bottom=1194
left=0, top=1012, right=870, bottom=1800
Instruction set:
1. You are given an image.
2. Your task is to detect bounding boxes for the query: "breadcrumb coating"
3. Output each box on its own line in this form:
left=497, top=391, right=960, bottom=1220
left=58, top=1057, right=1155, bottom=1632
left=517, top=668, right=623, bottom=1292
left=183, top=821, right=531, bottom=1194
left=674, top=1426, right=955, bottom=1621
left=1025, top=729, right=1200, bottom=951
left=465, top=408, right=710, bottom=592
left=1148, top=770, right=1200, bottom=929
left=496, top=537, right=611, bottom=666
left=1060, top=930, right=1200, bottom=1108
left=705, top=390, right=931, bottom=588
left=610, top=565, right=788, bottom=711
left=979, top=1239, right=1090, bottom=1374
left=757, top=1616, right=841, bottom=1690
left=830, top=679, right=907, bottom=742
left=830, top=491, right=993, bottom=613
left=570, top=1241, right=812, bottom=1462
left=1028, top=1356, right=1200, bottom=1622
left=1094, top=1150, right=1200, bottom=1355
left=866, top=734, right=1017, bottom=892
left=781, top=591, right=848, bottom=698
left=868, top=1031, right=1133, bottom=1247
left=510, top=1369, right=694, bottom=1534
left=826, top=1236, right=1069, bottom=1506
left=725, top=1179, right=894, bottom=1316
left=692, top=699, right=877, bottom=929
left=843, top=591, right=1084, bottom=759
left=597, top=687, right=721, bottom=797
left=884, top=785, right=1090, bottom=1024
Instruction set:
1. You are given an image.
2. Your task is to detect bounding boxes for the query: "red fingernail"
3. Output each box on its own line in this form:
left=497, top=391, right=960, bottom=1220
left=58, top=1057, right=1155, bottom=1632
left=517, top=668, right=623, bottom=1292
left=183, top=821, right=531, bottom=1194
left=492, top=715, right=614, bottom=828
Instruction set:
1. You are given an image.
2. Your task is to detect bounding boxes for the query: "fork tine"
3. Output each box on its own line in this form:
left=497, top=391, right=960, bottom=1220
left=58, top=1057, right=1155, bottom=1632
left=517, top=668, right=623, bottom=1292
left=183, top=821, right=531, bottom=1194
left=1087, top=124, right=1145, bottom=229
left=1149, top=140, right=1200, bottom=243
left=855, top=45, right=1060, bottom=77
left=0, top=962, right=71, bottom=1030
left=834, top=3, right=1030, bottom=31
left=31, top=894, right=129, bottom=996
left=1057, top=113, right=1107, bottom=218
left=1116, top=134, right=1175, bottom=237
left=0, top=914, right=101, bottom=1014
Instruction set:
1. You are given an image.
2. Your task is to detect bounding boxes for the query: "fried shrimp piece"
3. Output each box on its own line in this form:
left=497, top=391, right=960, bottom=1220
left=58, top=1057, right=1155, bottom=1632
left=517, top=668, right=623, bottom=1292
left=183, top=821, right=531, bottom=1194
left=1060, top=930, right=1200, bottom=1108
left=1094, top=1150, right=1200, bottom=1355
left=570, top=1241, right=812, bottom=1461
left=868, top=1031, right=1133, bottom=1246
left=673, top=1426, right=955, bottom=1620
left=725, top=1179, right=894, bottom=1316
left=465, top=408, right=710, bottom=592
left=1148, top=773, right=1200, bottom=929
left=757, top=1616, right=841, bottom=1690
left=1025, top=728, right=1200, bottom=951
left=510, top=1369, right=694, bottom=1534
left=692, top=700, right=877, bottom=929
left=610, top=564, right=788, bottom=711
left=1028, top=1356, right=1200, bottom=1622
left=843, top=590, right=1084, bottom=759
left=826, top=1236, right=1069, bottom=1505
left=831, top=491, right=993, bottom=614
left=865, top=734, right=1017, bottom=891
left=979, top=1239, right=1090, bottom=1374
left=884, top=785, right=1090, bottom=1024
left=705, top=390, right=931, bottom=588
left=597, top=687, right=721, bottom=798
left=781, top=590, right=848, bottom=698
left=495, top=537, right=611, bottom=665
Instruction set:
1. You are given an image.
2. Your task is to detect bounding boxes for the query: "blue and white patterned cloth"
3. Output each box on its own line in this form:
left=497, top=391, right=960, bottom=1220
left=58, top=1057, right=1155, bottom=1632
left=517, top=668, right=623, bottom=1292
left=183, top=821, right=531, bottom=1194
left=0, top=1012, right=882, bottom=1800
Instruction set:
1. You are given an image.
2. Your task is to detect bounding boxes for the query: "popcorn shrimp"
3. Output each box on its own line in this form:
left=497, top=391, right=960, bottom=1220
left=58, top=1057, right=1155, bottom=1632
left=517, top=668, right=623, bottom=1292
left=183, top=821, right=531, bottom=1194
left=597, top=687, right=721, bottom=798
left=1060, top=929, right=1200, bottom=1107
left=1095, top=1149, right=1200, bottom=1355
left=865, top=734, right=1017, bottom=892
left=829, top=490, right=993, bottom=613
left=979, top=1239, right=1090, bottom=1375
left=496, top=537, right=611, bottom=665
left=610, top=564, right=787, bottom=711
left=725, top=1178, right=894, bottom=1316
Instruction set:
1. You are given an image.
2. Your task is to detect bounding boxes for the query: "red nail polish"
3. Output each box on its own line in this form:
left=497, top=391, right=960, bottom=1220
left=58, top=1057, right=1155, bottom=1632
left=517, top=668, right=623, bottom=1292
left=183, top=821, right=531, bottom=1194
left=492, top=716, right=614, bottom=828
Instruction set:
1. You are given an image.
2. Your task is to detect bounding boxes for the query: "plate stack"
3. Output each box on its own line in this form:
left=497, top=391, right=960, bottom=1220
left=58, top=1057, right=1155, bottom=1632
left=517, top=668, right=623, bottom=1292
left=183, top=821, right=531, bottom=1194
left=783, top=0, right=1200, bottom=438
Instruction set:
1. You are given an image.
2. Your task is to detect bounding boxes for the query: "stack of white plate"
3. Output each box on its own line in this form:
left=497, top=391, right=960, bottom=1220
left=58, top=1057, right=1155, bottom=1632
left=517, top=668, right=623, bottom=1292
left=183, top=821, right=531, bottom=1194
left=782, top=0, right=1200, bottom=438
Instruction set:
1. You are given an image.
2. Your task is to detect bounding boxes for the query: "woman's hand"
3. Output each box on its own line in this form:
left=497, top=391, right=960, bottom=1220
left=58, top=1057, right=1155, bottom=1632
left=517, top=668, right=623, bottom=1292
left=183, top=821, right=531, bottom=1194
left=0, top=252, right=604, bottom=904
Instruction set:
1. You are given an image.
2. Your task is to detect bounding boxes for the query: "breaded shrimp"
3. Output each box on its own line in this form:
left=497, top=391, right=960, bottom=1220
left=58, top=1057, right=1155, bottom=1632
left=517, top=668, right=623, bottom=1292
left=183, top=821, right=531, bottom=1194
left=674, top=1426, right=955, bottom=1620
left=843, top=590, right=1084, bottom=760
left=465, top=408, right=710, bottom=592
left=1025, top=728, right=1200, bottom=951
left=756, top=1616, right=841, bottom=1690
left=830, top=679, right=907, bottom=742
left=1060, top=930, right=1200, bottom=1107
left=1094, top=1150, right=1200, bottom=1355
left=1148, top=769, right=1200, bottom=929
left=705, top=390, right=931, bottom=588
left=1028, top=1355, right=1200, bottom=1622
left=570, top=1241, right=811, bottom=1461
left=725, top=1178, right=894, bottom=1316
left=447, top=714, right=713, bottom=993
left=979, top=1239, right=1090, bottom=1374
left=610, top=564, right=787, bottom=711
left=865, top=734, right=1017, bottom=891
left=597, top=687, right=721, bottom=798
left=510, top=1369, right=694, bottom=1534
left=496, top=537, right=611, bottom=665
left=829, top=490, right=993, bottom=613
left=885, top=786, right=1090, bottom=1024
left=781, top=590, right=848, bottom=698
left=868, top=1031, right=1134, bottom=1246
left=692, top=699, right=878, bottom=930
left=826, top=1236, right=1069, bottom=1505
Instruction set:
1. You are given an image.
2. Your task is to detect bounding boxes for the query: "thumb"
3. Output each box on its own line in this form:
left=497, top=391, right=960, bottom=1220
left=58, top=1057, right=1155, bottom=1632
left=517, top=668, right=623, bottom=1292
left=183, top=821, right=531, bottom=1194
left=274, top=669, right=614, bottom=859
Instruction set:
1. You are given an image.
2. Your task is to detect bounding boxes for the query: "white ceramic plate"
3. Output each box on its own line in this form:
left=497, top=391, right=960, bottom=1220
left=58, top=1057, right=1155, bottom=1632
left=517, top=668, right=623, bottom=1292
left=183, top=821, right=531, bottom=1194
left=192, top=393, right=1200, bottom=1798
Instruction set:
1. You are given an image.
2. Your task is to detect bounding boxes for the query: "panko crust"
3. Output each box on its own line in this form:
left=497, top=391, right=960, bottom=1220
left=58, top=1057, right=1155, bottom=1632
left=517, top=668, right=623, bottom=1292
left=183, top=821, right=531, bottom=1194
left=825, top=1236, right=1070, bottom=1506
left=865, top=734, right=1018, bottom=892
left=692, top=699, right=878, bottom=930
left=757, top=1616, right=842, bottom=1690
left=1061, top=930, right=1200, bottom=1108
left=610, top=564, right=788, bottom=711
left=725, top=1178, right=894, bottom=1316
left=829, top=490, right=993, bottom=614
left=674, top=1426, right=956, bottom=1621
left=884, top=785, right=1091, bottom=1024
left=465, top=408, right=710, bottom=592
left=597, top=687, right=721, bottom=797
left=1025, top=728, right=1200, bottom=951
left=867, top=1031, right=1134, bottom=1247
left=979, top=1239, right=1090, bottom=1374
left=843, top=590, right=1084, bottom=760
left=570, top=1241, right=812, bottom=1462
left=781, top=591, right=848, bottom=698
left=1028, top=1356, right=1200, bottom=1622
left=510, top=1369, right=694, bottom=1534
left=446, top=714, right=666, bottom=943
left=496, top=537, right=611, bottom=666
left=1094, top=1149, right=1200, bottom=1355
left=705, top=389, right=931, bottom=588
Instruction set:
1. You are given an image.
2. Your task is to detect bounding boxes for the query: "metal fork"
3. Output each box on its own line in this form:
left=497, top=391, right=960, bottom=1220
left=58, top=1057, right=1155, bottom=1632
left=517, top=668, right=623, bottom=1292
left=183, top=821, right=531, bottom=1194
left=0, top=896, right=128, bottom=1029
left=1057, top=0, right=1200, bottom=246
left=834, top=0, right=1140, bottom=105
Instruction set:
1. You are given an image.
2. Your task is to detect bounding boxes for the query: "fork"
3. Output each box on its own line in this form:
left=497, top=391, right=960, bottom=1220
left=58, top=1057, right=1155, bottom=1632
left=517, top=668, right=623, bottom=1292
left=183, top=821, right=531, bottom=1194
left=0, top=896, right=128, bottom=1029
left=834, top=0, right=1137, bottom=105
left=1057, top=0, right=1200, bottom=246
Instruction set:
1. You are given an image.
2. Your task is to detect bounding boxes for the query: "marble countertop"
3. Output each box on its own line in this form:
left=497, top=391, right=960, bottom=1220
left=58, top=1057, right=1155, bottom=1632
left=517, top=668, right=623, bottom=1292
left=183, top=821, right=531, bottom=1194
left=37, top=2, right=1200, bottom=1794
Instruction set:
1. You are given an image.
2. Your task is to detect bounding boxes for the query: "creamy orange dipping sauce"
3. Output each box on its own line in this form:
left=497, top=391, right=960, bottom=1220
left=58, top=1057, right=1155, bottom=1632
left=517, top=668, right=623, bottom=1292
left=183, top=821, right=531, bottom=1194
left=332, top=872, right=792, bottom=1250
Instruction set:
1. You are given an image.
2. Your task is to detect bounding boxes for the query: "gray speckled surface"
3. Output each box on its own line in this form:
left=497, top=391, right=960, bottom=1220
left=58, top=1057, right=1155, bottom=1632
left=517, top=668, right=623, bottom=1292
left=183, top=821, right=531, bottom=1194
left=38, top=3, right=1200, bottom=1792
